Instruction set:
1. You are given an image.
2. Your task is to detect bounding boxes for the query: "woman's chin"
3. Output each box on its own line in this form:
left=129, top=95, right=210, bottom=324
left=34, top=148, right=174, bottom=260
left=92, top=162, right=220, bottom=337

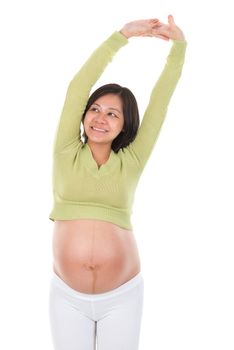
left=85, top=132, right=115, bottom=144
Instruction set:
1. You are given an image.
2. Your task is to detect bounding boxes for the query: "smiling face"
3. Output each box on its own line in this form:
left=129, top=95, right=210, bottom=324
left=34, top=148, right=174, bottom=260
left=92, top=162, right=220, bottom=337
left=83, top=94, right=125, bottom=148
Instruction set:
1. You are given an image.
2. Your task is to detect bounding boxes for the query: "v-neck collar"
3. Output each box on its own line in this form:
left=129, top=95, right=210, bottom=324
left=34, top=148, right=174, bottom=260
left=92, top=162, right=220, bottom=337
left=82, top=142, right=118, bottom=175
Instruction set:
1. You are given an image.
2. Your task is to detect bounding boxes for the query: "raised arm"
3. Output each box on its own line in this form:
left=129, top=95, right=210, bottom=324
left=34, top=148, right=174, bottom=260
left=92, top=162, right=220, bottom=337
left=53, top=31, right=128, bottom=155
left=53, top=19, right=167, bottom=155
left=129, top=38, right=187, bottom=169
left=129, top=15, right=187, bottom=169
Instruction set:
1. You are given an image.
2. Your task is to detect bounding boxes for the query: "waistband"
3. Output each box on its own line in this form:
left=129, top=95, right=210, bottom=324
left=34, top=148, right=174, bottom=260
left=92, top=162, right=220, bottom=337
left=51, top=270, right=143, bottom=301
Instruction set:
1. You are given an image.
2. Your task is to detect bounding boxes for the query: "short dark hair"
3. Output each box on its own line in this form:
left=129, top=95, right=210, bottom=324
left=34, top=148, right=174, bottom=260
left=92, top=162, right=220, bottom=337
left=81, top=83, right=140, bottom=153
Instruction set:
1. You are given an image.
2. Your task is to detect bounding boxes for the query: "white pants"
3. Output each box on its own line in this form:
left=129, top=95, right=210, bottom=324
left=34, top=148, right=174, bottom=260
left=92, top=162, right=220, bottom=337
left=49, top=271, right=144, bottom=350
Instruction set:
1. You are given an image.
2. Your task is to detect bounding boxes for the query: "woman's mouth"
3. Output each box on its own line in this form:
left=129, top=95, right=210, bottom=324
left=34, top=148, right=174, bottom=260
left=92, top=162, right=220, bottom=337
left=90, top=126, right=108, bottom=133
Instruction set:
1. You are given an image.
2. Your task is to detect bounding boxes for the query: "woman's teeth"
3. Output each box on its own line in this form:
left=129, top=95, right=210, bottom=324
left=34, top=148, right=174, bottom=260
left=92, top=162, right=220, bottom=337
left=92, top=127, right=106, bottom=132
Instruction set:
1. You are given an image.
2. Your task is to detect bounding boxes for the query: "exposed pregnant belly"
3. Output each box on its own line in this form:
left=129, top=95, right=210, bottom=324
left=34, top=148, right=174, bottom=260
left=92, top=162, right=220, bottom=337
left=52, top=219, right=141, bottom=294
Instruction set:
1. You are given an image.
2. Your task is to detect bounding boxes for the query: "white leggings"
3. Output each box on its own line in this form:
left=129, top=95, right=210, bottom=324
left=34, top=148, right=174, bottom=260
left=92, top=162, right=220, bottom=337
left=49, top=271, right=144, bottom=350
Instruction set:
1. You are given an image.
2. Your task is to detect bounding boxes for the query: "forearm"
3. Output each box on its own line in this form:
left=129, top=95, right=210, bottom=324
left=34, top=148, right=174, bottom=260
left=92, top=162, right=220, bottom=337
left=146, top=39, right=187, bottom=115
left=67, top=31, right=128, bottom=95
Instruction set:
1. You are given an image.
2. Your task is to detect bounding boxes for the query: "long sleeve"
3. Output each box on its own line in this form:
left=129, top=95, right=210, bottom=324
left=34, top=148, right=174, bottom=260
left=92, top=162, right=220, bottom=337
left=129, top=39, right=187, bottom=170
left=52, top=31, right=128, bottom=155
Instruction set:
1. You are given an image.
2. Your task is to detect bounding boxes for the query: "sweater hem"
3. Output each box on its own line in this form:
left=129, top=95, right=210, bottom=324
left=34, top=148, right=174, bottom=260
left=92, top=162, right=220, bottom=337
left=49, top=203, right=133, bottom=231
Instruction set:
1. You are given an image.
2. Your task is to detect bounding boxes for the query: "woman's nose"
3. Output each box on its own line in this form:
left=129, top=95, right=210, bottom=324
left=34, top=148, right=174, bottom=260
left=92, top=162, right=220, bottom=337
left=95, top=112, right=106, bottom=122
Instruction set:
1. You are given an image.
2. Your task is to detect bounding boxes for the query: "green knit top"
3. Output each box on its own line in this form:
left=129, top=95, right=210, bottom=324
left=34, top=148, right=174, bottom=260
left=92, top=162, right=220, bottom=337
left=49, top=31, right=187, bottom=230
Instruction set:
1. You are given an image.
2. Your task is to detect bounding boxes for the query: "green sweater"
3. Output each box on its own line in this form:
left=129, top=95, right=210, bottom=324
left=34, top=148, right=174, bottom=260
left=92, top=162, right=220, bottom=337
left=49, top=31, right=187, bottom=230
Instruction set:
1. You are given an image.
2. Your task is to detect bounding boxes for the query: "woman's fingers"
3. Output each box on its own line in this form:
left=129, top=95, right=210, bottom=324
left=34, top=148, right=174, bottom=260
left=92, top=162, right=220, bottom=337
left=168, top=14, right=175, bottom=25
left=148, top=18, right=159, bottom=24
left=142, top=32, right=169, bottom=40
left=152, top=26, right=168, bottom=35
left=152, top=21, right=167, bottom=29
left=154, top=34, right=169, bottom=41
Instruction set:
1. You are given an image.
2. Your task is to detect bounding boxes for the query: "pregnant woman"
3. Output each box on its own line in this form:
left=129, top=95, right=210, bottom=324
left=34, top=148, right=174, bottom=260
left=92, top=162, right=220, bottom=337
left=48, top=16, right=187, bottom=350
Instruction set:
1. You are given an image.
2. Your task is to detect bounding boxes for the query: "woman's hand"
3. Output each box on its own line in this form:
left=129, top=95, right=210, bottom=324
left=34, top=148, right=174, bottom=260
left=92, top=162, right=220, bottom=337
left=120, top=19, right=161, bottom=39
left=151, top=15, right=185, bottom=41
left=120, top=16, right=185, bottom=41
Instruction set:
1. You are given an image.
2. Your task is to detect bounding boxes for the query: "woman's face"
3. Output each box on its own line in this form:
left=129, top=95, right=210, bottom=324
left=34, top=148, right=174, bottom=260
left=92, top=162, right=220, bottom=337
left=83, top=94, right=125, bottom=147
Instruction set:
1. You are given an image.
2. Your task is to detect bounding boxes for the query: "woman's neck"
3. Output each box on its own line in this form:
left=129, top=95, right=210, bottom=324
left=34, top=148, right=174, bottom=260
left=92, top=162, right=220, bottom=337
left=87, top=141, right=112, bottom=166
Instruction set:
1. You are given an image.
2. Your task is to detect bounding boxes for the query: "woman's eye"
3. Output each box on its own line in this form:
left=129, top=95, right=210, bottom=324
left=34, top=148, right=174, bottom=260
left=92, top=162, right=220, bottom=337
left=108, top=112, right=117, bottom=118
left=90, top=107, right=99, bottom=112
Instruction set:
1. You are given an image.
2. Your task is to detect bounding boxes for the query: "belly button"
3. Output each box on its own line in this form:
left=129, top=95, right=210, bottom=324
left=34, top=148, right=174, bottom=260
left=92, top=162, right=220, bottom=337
left=83, top=263, right=99, bottom=271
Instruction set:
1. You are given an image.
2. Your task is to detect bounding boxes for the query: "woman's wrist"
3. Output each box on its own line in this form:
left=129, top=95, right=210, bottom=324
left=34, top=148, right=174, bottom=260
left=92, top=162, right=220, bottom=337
left=119, top=27, right=132, bottom=39
left=172, top=29, right=185, bottom=41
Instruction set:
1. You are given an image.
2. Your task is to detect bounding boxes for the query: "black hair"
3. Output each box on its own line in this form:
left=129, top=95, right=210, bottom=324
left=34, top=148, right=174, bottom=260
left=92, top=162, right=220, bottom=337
left=81, top=83, right=140, bottom=153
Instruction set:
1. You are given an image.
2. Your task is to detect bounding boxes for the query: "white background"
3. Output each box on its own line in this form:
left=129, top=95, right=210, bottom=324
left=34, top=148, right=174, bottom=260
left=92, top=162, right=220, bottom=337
left=0, top=0, right=233, bottom=349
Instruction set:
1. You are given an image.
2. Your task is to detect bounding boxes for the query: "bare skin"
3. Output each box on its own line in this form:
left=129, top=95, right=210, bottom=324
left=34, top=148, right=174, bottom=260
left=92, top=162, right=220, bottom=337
left=120, top=15, right=185, bottom=41
left=52, top=16, right=185, bottom=294
left=53, top=219, right=141, bottom=294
